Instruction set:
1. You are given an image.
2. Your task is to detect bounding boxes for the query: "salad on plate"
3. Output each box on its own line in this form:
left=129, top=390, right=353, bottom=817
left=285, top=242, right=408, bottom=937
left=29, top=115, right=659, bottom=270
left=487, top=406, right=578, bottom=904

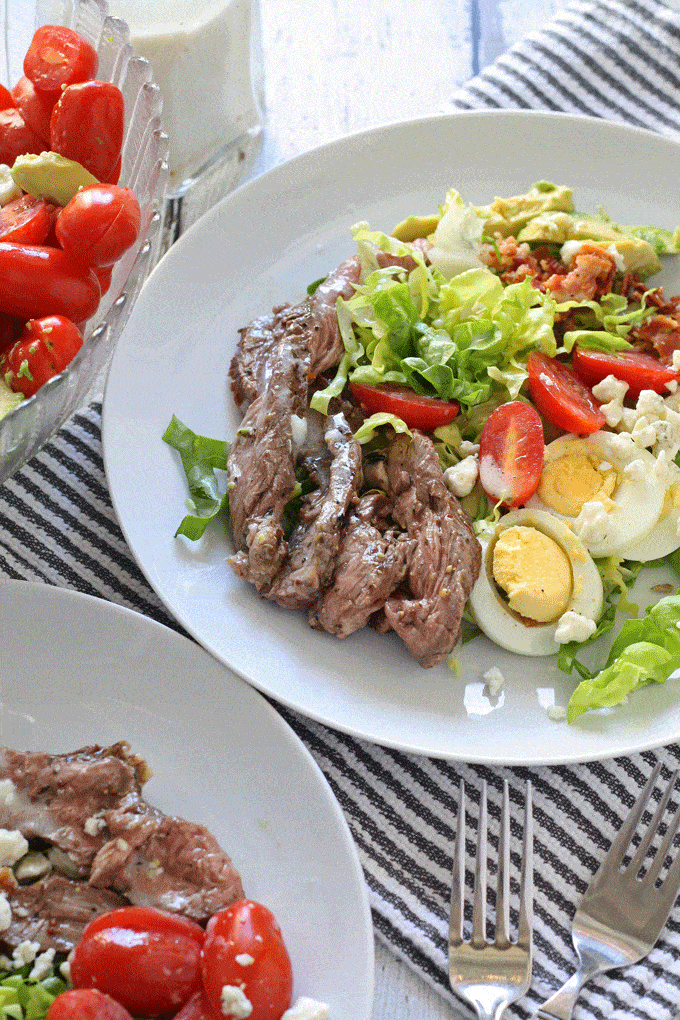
left=167, top=180, right=680, bottom=723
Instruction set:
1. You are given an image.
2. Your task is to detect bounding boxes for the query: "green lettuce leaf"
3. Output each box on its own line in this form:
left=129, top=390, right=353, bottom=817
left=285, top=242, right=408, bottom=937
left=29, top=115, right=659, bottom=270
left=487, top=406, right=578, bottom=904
left=162, top=415, right=230, bottom=540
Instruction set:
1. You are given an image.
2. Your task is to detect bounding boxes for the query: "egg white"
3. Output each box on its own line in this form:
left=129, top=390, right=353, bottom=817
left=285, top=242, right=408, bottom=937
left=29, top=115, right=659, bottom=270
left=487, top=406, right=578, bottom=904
left=526, top=431, right=665, bottom=558
left=469, top=509, right=604, bottom=657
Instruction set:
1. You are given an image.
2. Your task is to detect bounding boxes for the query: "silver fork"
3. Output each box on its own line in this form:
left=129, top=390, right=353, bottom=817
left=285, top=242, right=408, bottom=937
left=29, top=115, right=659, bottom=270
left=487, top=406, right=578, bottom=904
left=449, top=779, right=533, bottom=1020
left=535, top=762, right=680, bottom=1020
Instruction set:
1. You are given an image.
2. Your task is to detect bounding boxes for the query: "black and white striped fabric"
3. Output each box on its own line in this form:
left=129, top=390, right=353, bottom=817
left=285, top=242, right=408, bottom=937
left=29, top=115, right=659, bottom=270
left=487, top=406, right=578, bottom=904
left=3, top=2, right=680, bottom=1016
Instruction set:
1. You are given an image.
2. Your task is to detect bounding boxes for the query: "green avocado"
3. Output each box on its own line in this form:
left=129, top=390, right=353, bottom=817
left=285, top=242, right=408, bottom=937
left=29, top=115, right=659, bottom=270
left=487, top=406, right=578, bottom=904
left=10, top=152, right=99, bottom=207
left=473, top=182, right=574, bottom=238
left=517, top=212, right=662, bottom=276
left=391, top=213, right=441, bottom=242
left=0, top=376, right=23, bottom=421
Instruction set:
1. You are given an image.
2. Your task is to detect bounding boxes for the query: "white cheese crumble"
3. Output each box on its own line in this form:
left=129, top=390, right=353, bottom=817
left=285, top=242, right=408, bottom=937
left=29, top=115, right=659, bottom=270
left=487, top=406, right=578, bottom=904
left=234, top=953, right=254, bottom=967
left=290, top=413, right=308, bottom=452
left=0, top=829, right=28, bottom=868
left=0, top=893, right=12, bottom=933
left=59, top=960, right=71, bottom=982
left=459, top=440, right=480, bottom=456
left=0, top=780, right=16, bottom=807
left=30, top=948, right=55, bottom=981
left=221, top=985, right=253, bottom=1019
left=573, top=501, right=610, bottom=547
left=12, top=941, right=40, bottom=966
left=483, top=666, right=505, bottom=697
left=592, top=374, right=628, bottom=427
left=546, top=704, right=567, bottom=721
left=444, top=455, right=478, bottom=497
left=555, top=610, right=598, bottom=645
left=83, top=812, right=107, bottom=837
left=282, top=998, right=330, bottom=1020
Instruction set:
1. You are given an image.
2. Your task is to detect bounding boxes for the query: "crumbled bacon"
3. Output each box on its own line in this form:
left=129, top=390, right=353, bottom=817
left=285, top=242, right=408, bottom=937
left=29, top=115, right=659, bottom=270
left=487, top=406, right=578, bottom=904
left=542, top=244, right=616, bottom=302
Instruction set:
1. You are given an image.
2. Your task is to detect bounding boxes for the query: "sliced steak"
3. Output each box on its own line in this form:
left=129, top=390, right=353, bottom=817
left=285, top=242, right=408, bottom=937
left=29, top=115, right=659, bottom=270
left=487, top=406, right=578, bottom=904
left=311, top=493, right=410, bottom=638
left=263, top=414, right=362, bottom=611
left=384, top=432, right=481, bottom=667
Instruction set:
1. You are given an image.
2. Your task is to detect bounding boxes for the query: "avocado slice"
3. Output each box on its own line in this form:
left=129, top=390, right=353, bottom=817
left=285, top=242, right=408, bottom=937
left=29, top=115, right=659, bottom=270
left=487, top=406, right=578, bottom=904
left=473, top=182, right=574, bottom=238
left=11, top=152, right=99, bottom=207
left=391, top=213, right=441, bottom=242
left=0, top=376, right=23, bottom=421
left=518, top=212, right=662, bottom=276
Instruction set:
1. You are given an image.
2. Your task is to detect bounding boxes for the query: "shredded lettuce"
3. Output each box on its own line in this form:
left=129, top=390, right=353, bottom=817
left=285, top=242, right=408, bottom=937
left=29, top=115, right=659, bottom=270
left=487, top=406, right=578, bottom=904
left=0, top=963, right=67, bottom=1020
left=162, top=415, right=230, bottom=540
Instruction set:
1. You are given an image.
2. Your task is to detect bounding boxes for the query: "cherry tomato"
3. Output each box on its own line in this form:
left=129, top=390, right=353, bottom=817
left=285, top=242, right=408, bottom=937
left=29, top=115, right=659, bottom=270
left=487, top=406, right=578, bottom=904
left=572, top=345, right=680, bottom=398
left=174, top=991, right=219, bottom=1020
left=93, top=264, right=113, bottom=296
left=69, top=906, right=205, bottom=1018
left=0, top=315, right=83, bottom=397
left=0, top=195, right=51, bottom=245
left=56, top=184, right=141, bottom=267
left=51, top=80, right=124, bottom=182
left=46, top=989, right=134, bottom=1020
left=0, top=106, right=44, bottom=165
left=11, top=75, right=59, bottom=143
left=349, top=381, right=459, bottom=430
left=24, top=25, right=98, bottom=93
left=527, top=351, right=606, bottom=436
left=478, top=401, right=545, bottom=507
left=0, top=242, right=101, bottom=321
left=201, top=901, right=293, bottom=1020
left=0, top=84, right=13, bottom=110
left=0, top=312, right=18, bottom=354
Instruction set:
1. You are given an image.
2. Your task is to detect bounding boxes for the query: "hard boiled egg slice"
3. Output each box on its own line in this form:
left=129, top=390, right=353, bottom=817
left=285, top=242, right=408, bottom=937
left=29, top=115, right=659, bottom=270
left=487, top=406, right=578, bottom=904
left=469, top=508, right=604, bottom=657
left=617, top=472, right=680, bottom=561
left=526, top=431, right=664, bottom=558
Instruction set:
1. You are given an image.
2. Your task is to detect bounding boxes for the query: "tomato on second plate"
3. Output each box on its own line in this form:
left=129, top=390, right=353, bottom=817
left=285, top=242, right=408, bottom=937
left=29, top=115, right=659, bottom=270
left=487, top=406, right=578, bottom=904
left=478, top=400, right=545, bottom=507
left=527, top=351, right=606, bottom=436
left=69, top=906, right=205, bottom=1018
left=47, top=989, right=134, bottom=1020
left=201, top=900, right=293, bottom=1020
left=0, top=195, right=52, bottom=245
left=24, top=24, right=98, bottom=93
left=56, top=184, right=141, bottom=267
left=572, top=345, right=680, bottom=397
left=349, top=381, right=459, bottom=430
left=0, top=315, right=83, bottom=397
left=51, top=80, right=125, bottom=183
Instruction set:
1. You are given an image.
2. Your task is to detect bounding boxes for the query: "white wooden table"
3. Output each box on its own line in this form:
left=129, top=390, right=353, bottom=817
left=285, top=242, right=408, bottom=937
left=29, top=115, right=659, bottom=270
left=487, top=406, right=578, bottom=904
left=248, top=1, right=562, bottom=1014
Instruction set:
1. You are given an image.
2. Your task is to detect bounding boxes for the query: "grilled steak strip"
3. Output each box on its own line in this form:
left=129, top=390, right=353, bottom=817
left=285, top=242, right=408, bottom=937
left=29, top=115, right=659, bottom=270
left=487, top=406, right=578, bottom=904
left=384, top=432, right=482, bottom=667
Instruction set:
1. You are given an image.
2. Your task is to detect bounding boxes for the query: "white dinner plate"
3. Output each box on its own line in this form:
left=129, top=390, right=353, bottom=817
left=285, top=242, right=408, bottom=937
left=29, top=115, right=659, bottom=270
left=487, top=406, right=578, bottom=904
left=0, top=581, right=374, bottom=1019
left=103, top=110, right=680, bottom=765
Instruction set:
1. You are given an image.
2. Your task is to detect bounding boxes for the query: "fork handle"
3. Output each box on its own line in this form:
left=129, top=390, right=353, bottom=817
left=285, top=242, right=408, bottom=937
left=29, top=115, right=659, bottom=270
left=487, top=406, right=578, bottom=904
left=533, top=967, right=594, bottom=1020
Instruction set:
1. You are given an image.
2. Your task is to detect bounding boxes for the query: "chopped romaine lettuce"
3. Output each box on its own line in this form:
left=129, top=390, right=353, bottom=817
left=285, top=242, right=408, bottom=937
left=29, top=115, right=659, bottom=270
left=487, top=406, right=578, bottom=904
left=162, top=415, right=230, bottom=540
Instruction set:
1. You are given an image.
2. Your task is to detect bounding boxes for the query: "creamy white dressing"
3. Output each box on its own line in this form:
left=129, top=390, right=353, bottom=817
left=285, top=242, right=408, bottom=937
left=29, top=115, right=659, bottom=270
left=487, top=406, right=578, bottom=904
left=108, top=0, right=263, bottom=187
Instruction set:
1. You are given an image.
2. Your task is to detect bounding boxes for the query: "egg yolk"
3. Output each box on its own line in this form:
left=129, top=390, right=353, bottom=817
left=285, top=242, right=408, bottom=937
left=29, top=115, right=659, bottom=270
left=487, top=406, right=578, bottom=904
left=492, top=525, right=573, bottom=623
left=537, top=451, right=618, bottom=518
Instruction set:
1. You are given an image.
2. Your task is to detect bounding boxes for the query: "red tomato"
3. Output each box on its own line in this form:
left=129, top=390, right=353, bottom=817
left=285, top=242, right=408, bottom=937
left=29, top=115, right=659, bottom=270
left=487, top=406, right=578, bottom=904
left=24, top=25, right=98, bottom=93
left=174, top=991, right=219, bottom=1020
left=0, top=84, right=13, bottom=110
left=51, top=80, right=124, bottom=182
left=0, top=315, right=83, bottom=397
left=201, top=901, right=293, bottom=1020
left=0, top=106, right=44, bottom=165
left=478, top=401, right=545, bottom=507
left=0, top=242, right=100, bottom=321
left=11, top=75, right=59, bottom=143
left=47, top=989, right=133, bottom=1020
left=56, top=184, right=141, bottom=267
left=69, top=906, right=205, bottom=1018
left=349, top=381, right=459, bottom=430
left=0, top=195, right=51, bottom=245
left=527, top=351, right=606, bottom=436
left=93, top=264, right=113, bottom=296
left=0, top=312, right=18, bottom=354
left=572, top=345, right=680, bottom=398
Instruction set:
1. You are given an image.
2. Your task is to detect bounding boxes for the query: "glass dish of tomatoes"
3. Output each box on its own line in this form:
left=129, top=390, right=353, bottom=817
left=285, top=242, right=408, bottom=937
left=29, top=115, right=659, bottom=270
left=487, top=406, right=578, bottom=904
left=0, top=0, right=169, bottom=485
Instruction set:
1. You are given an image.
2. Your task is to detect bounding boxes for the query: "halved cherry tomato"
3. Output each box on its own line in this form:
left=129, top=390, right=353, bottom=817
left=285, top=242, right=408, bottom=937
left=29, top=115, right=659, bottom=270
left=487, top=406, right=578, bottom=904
left=69, top=906, right=205, bottom=1018
left=0, top=312, right=18, bottom=354
left=527, top=351, right=606, bottom=436
left=24, top=25, right=98, bottom=93
left=47, top=989, right=134, bottom=1020
left=201, top=901, right=293, bottom=1020
left=0, top=195, right=51, bottom=245
left=56, top=184, right=141, bottom=267
left=572, top=345, right=680, bottom=398
left=0, top=315, right=83, bottom=397
left=349, top=381, right=459, bottom=430
left=51, top=80, right=124, bottom=182
left=174, top=991, right=219, bottom=1020
left=11, top=75, right=59, bottom=143
left=0, top=84, right=13, bottom=110
left=0, top=242, right=101, bottom=321
left=478, top=401, right=545, bottom=507
left=0, top=106, right=44, bottom=165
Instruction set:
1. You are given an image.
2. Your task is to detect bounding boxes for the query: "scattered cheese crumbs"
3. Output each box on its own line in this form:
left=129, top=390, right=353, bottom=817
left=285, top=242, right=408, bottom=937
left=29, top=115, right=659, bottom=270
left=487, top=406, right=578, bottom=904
left=573, top=501, right=610, bottom=547
left=459, top=440, right=480, bottom=456
left=83, top=812, right=107, bottom=837
left=12, top=941, right=40, bottom=966
left=0, top=781, right=16, bottom=807
left=30, top=948, right=55, bottom=981
left=0, top=893, right=11, bottom=933
left=221, top=985, right=253, bottom=1019
left=0, top=830, right=28, bottom=869
left=281, top=998, right=330, bottom=1020
left=235, top=953, right=254, bottom=967
left=666, top=379, right=678, bottom=393
left=444, top=455, right=479, bottom=497
left=555, top=610, right=597, bottom=644
left=483, top=666, right=505, bottom=697
left=59, top=960, right=71, bottom=982
left=546, top=705, right=567, bottom=721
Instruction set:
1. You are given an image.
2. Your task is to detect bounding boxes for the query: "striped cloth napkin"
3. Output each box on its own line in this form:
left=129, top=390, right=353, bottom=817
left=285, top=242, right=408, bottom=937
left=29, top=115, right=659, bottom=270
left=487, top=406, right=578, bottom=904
left=2, top=1, right=680, bottom=1017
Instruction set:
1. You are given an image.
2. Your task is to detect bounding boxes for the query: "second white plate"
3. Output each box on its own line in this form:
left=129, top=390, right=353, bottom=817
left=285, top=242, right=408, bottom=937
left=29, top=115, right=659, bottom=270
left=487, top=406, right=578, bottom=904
left=103, top=110, right=680, bottom=765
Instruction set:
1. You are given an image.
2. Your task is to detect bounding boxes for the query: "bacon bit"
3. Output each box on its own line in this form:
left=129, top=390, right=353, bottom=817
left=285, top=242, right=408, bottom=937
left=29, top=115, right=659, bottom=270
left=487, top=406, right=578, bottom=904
left=543, top=244, right=616, bottom=302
